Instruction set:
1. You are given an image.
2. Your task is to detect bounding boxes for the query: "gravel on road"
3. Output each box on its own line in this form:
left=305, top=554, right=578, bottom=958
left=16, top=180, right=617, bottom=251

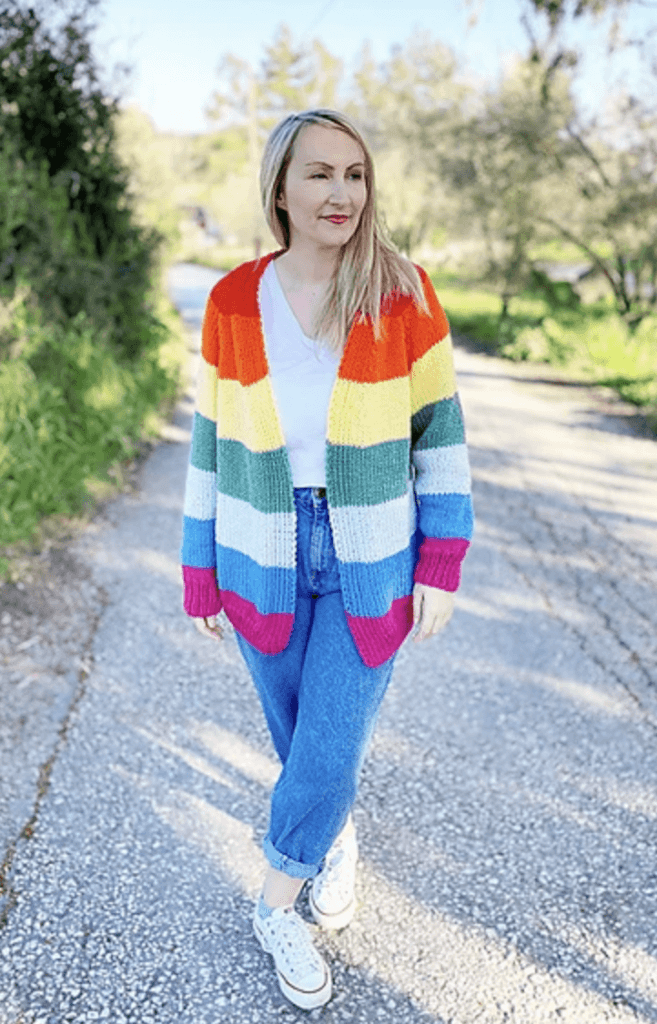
left=1, top=262, right=656, bottom=1024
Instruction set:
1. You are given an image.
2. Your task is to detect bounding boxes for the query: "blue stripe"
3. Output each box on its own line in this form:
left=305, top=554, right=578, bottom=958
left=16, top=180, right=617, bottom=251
left=181, top=515, right=216, bottom=568
left=216, top=545, right=296, bottom=615
left=337, top=544, right=417, bottom=618
left=416, top=493, right=474, bottom=540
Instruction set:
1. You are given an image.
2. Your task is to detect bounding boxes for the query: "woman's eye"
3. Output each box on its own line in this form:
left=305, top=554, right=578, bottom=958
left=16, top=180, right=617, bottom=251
left=311, top=172, right=327, bottom=179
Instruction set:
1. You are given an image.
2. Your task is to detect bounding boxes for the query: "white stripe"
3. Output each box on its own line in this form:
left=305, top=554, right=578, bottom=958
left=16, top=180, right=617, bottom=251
left=216, top=493, right=296, bottom=569
left=413, top=444, right=471, bottom=496
left=330, top=485, right=416, bottom=565
left=183, top=465, right=216, bottom=521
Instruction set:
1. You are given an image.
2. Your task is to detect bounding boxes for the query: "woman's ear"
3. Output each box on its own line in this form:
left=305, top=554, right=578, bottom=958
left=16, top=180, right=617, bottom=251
left=276, top=191, right=287, bottom=211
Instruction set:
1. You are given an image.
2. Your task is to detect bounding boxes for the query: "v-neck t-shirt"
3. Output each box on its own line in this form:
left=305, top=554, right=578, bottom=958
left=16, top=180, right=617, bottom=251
left=259, top=260, right=340, bottom=488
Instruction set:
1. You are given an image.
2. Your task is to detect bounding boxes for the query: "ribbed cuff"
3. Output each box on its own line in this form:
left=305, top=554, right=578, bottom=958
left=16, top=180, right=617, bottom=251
left=182, top=565, right=223, bottom=617
left=414, top=537, right=470, bottom=592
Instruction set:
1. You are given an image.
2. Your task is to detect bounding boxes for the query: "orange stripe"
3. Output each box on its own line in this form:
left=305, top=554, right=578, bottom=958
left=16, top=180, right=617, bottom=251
left=409, top=268, right=451, bottom=364
left=200, top=256, right=450, bottom=385
left=339, top=314, right=409, bottom=383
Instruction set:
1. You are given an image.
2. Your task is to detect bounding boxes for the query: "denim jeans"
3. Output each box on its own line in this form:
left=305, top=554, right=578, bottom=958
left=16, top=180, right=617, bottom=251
left=235, top=486, right=397, bottom=879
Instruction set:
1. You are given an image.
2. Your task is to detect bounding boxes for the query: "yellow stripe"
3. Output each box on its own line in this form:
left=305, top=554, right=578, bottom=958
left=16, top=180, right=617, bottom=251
left=196, top=357, right=217, bottom=423
left=327, top=376, right=410, bottom=447
left=410, top=334, right=457, bottom=416
left=216, top=375, right=285, bottom=453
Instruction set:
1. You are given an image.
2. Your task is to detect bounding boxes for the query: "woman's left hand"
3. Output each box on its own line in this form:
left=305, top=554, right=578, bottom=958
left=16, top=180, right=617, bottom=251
left=412, top=584, right=455, bottom=642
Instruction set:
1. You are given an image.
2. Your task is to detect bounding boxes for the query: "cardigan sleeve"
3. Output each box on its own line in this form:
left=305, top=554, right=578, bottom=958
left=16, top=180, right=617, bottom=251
left=180, top=293, right=223, bottom=618
left=409, top=268, right=474, bottom=592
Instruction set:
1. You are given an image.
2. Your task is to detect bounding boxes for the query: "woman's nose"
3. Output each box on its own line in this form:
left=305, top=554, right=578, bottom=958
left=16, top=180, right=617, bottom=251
left=329, top=178, right=348, bottom=203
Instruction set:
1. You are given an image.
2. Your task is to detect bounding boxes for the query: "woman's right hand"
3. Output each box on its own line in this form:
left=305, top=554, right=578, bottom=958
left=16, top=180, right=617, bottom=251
left=194, top=615, right=224, bottom=642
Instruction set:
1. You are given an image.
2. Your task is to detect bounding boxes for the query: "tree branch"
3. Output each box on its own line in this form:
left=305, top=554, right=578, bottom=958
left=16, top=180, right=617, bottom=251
left=565, top=125, right=614, bottom=188
left=535, top=214, right=619, bottom=292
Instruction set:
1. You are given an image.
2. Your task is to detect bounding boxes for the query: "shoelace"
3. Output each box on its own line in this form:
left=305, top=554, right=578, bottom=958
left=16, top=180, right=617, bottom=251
left=268, top=909, right=323, bottom=976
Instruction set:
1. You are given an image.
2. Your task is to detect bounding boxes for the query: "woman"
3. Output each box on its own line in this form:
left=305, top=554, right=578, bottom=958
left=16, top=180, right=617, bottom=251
left=181, top=109, right=473, bottom=1010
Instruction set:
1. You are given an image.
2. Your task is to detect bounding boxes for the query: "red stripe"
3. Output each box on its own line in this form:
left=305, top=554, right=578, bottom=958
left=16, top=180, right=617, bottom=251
left=221, top=589, right=294, bottom=654
left=346, top=595, right=414, bottom=668
left=183, top=565, right=223, bottom=618
left=414, top=537, right=470, bottom=592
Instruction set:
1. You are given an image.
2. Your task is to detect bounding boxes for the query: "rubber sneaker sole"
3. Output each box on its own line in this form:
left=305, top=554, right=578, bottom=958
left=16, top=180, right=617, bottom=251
left=253, top=914, right=332, bottom=1010
left=309, top=887, right=356, bottom=931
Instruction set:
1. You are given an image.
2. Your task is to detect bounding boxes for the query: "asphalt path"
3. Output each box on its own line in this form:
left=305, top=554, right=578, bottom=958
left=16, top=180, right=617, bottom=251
left=1, top=262, right=656, bottom=1024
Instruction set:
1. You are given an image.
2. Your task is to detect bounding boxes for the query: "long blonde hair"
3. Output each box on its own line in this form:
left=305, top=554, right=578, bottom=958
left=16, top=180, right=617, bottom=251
left=260, top=109, right=427, bottom=352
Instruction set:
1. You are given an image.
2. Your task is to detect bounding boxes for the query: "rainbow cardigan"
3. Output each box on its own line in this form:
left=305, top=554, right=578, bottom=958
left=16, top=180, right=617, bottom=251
left=181, top=253, right=473, bottom=668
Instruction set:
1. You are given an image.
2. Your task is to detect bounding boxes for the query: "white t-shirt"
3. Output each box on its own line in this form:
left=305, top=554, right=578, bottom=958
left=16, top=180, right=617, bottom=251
left=259, top=260, right=340, bottom=488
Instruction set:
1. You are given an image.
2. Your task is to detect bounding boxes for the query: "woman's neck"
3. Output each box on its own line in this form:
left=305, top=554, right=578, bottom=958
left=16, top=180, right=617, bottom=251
left=276, top=242, right=338, bottom=289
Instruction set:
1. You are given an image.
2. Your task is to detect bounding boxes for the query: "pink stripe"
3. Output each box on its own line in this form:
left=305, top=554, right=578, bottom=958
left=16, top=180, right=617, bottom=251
left=183, top=566, right=223, bottom=617
left=221, top=590, right=294, bottom=655
left=414, top=537, right=470, bottom=592
left=346, top=595, right=414, bottom=669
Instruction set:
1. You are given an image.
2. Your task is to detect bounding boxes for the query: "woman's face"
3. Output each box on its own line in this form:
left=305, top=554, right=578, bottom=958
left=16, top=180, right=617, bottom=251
left=277, top=124, right=367, bottom=253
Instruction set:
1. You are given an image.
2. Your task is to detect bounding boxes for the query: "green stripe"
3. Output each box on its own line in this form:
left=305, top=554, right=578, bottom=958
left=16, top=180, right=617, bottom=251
left=216, top=438, right=294, bottom=513
left=190, top=412, right=216, bottom=473
left=327, top=439, right=410, bottom=507
left=412, top=395, right=465, bottom=451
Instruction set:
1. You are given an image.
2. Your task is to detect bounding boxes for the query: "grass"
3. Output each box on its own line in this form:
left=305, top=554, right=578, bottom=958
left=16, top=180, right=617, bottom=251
left=0, top=274, right=188, bottom=555
left=430, top=270, right=657, bottom=432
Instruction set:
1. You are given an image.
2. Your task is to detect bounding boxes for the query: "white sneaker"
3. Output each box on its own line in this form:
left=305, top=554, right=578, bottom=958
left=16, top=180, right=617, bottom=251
left=309, top=827, right=358, bottom=930
left=253, top=904, right=332, bottom=1009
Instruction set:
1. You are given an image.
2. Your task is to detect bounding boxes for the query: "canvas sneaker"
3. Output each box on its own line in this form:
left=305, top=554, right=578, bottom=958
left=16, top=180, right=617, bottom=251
left=309, top=827, right=358, bottom=930
left=253, top=904, right=332, bottom=1010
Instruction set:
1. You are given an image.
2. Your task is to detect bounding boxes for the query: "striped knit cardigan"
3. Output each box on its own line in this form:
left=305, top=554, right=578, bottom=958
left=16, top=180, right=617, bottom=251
left=181, top=252, right=473, bottom=668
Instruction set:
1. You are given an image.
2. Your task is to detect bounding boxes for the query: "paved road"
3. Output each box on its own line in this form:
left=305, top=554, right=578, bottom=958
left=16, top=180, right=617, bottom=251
left=1, top=262, right=657, bottom=1024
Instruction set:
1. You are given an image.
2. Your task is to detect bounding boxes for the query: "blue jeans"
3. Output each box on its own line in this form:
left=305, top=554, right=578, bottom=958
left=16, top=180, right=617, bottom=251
left=235, top=487, right=397, bottom=879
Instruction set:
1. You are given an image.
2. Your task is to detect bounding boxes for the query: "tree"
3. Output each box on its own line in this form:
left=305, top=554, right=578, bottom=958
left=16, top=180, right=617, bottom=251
left=446, top=46, right=657, bottom=324
left=206, top=25, right=343, bottom=131
left=350, top=34, right=467, bottom=255
left=537, top=98, right=657, bottom=322
left=205, top=25, right=343, bottom=254
left=0, top=0, right=161, bottom=358
left=525, top=0, right=633, bottom=31
left=446, top=56, right=578, bottom=312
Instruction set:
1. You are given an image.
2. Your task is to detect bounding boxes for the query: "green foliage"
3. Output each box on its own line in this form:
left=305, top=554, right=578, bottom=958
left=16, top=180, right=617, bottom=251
left=528, top=269, right=580, bottom=309
left=206, top=25, right=342, bottom=130
left=503, top=309, right=657, bottom=411
left=114, top=106, right=183, bottom=252
left=0, top=3, right=184, bottom=545
left=259, top=27, right=342, bottom=119
left=350, top=34, right=466, bottom=256
left=190, top=126, right=249, bottom=185
left=0, top=299, right=177, bottom=544
left=0, top=1, right=163, bottom=360
left=433, top=268, right=657, bottom=425
left=434, top=282, right=503, bottom=344
left=525, top=0, right=631, bottom=31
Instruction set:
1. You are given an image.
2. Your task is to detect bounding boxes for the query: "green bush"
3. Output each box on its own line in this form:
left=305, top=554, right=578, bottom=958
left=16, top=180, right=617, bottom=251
left=0, top=3, right=163, bottom=361
left=0, top=3, right=184, bottom=547
left=436, top=284, right=503, bottom=345
left=0, top=301, right=176, bottom=545
left=431, top=270, right=657, bottom=429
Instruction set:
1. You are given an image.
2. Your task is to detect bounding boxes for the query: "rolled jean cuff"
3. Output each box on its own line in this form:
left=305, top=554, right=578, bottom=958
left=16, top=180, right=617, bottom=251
left=263, top=837, right=321, bottom=880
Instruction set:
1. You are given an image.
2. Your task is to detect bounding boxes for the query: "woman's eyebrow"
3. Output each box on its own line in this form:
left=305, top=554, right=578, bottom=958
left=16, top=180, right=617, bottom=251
left=304, top=160, right=365, bottom=170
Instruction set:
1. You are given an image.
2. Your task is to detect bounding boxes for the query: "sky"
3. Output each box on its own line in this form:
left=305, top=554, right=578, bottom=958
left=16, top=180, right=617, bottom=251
left=91, top=0, right=655, bottom=134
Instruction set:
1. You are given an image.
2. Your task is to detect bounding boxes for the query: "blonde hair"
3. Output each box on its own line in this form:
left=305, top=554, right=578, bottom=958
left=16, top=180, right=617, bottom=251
left=260, top=109, right=427, bottom=352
